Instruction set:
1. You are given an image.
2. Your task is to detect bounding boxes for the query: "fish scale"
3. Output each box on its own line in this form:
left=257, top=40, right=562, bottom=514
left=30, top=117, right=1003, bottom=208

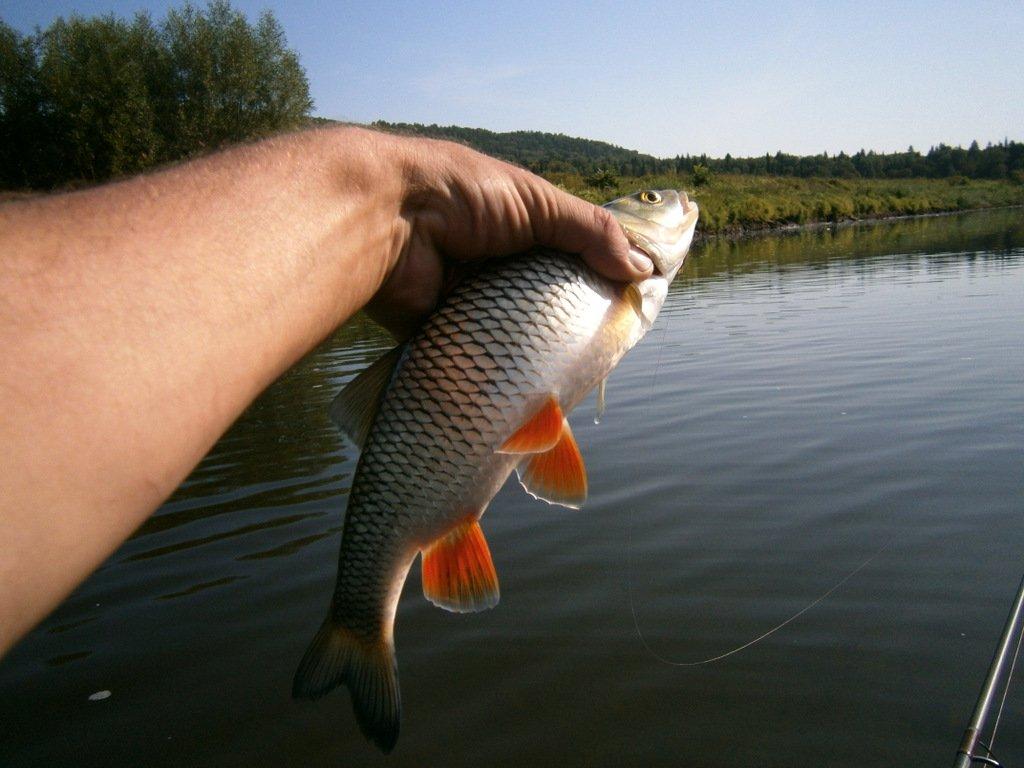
left=293, top=189, right=698, bottom=753
left=332, top=254, right=620, bottom=643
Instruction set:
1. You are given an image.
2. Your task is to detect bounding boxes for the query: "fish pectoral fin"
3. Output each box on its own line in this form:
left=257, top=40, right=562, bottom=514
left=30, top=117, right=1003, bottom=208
left=497, top=395, right=564, bottom=454
left=517, top=418, right=588, bottom=509
left=624, top=283, right=653, bottom=330
left=329, top=344, right=405, bottom=449
left=624, top=283, right=644, bottom=319
left=421, top=519, right=500, bottom=613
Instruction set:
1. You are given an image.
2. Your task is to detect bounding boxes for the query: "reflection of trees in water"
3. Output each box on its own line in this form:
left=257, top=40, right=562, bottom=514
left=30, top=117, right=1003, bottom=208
left=676, top=209, right=1024, bottom=292
left=132, top=313, right=393, bottom=540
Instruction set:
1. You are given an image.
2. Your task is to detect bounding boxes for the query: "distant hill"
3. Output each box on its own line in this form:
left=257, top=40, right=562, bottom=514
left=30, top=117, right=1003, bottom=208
left=368, top=121, right=669, bottom=176
left=358, top=120, right=1024, bottom=183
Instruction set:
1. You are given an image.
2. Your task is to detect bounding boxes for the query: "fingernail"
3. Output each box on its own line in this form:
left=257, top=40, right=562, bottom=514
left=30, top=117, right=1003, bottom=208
left=628, top=247, right=653, bottom=274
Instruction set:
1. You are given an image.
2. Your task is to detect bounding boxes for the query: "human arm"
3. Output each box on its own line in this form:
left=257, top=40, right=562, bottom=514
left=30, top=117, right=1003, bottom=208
left=0, top=125, right=650, bottom=653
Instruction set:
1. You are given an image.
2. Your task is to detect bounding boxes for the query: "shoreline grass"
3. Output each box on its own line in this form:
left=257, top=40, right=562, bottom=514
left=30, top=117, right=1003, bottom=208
left=547, top=172, right=1024, bottom=238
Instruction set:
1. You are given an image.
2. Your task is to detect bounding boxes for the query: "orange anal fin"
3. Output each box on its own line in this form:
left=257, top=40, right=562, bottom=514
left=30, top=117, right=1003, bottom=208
left=517, top=418, right=588, bottom=509
left=421, top=520, right=499, bottom=613
left=498, top=396, right=564, bottom=454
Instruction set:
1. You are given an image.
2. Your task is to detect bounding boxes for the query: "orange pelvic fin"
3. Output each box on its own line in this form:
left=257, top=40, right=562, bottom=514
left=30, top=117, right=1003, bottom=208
left=498, top=395, right=564, bottom=454
left=421, top=519, right=500, bottom=613
left=517, top=418, right=588, bottom=509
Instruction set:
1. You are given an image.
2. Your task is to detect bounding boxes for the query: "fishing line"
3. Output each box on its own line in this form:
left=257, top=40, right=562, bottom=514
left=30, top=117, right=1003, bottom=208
left=626, top=532, right=888, bottom=666
left=626, top=258, right=888, bottom=666
left=642, top=302, right=672, bottom=417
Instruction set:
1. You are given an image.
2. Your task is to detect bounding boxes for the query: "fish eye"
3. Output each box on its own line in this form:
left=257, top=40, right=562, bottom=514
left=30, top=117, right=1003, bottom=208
left=640, top=191, right=662, bottom=205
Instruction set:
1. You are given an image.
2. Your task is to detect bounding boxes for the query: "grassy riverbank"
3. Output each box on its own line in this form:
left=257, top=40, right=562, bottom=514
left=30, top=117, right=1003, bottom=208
left=548, top=172, right=1024, bottom=237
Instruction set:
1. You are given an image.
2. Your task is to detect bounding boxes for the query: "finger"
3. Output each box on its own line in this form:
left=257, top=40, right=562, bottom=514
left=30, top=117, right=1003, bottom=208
left=527, top=182, right=653, bottom=282
left=365, top=236, right=444, bottom=341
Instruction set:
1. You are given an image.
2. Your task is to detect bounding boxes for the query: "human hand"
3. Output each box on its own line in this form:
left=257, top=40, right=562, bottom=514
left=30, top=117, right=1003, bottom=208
left=365, top=136, right=655, bottom=339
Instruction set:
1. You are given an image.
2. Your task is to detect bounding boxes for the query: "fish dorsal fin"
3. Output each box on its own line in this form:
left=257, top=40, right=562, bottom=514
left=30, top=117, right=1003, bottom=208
left=329, top=345, right=405, bottom=448
left=497, top=396, right=564, bottom=454
left=421, top=519, right=500, bottom=613
left=517, top=418, right=588, bottom=509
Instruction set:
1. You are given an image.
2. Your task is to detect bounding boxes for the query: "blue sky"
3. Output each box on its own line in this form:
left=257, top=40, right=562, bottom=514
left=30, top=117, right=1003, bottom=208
left=4, top=0, right=1022, bottom=158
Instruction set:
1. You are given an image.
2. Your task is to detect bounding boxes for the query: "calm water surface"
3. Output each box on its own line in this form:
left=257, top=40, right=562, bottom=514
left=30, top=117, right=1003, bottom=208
left=3, top=209, right=1023, bottom=767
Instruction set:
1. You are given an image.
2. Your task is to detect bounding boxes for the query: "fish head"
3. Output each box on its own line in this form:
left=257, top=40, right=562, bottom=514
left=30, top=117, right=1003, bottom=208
left=604, top=189, right=699, bottom=281
left=604, top=189, right=699, bottom=328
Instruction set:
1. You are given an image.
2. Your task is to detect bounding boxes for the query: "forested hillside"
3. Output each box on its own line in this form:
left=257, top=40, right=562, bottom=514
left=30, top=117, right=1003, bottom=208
left=373, top=121, right=1024, bottom=182
left=371, top=121, right=662, bottom=176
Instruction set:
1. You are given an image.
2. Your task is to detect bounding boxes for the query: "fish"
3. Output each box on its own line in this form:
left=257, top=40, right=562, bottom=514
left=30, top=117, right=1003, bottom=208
left=292, top=189, right=699, bottom=752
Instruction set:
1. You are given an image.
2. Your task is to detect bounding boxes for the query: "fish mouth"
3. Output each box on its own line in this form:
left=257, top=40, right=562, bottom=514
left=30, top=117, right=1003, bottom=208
left=678, top=191, right=698, bottom=227
left=625, top=193, right=699, bottom=277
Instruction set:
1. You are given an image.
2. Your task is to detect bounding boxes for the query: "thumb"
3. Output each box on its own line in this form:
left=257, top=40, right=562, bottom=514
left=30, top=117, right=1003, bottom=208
left=529, top=185, right=653, bottom=282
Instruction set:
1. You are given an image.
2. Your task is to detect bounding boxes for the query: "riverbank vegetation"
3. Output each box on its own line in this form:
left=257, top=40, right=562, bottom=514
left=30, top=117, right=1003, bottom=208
left=549, top=172, right=1024, bottom=236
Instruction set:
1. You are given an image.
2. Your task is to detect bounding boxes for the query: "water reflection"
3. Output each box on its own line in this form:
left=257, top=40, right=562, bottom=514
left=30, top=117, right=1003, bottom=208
left=1, top=208, right=1022, bottom=768
left=686, top=208, right=1024, bottom=284
left=129, top=314, right=392, bottom=548
left=44, top=651, right=92, bottom=667
left=156, top=576, right=247, bottom=601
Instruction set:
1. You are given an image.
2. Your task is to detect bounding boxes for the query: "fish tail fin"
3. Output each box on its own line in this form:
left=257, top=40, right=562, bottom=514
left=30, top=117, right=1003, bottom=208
left=292, top=619, right=400, bottom=753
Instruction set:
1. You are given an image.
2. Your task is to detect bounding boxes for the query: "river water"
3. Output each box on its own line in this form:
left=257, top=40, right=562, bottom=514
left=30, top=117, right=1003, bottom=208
left=2, top=209, right=1023, bottom=767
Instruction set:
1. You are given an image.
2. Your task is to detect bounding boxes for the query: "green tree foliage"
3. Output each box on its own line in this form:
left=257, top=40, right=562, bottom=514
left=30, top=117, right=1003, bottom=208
left=372, top=121, right=1024, bottom=183
left=0, top=20, right=52, bottom=187
left=584, top=168, right=618, bottom=190
left=35, top=14, right=165, bottom=182
left=161, top=3, right=311, bottom=156
left=0, top=2, right=311, bottom=189
left=373, top=121, right=664, bottom=178
left=691, top=163, right=712, bottom=187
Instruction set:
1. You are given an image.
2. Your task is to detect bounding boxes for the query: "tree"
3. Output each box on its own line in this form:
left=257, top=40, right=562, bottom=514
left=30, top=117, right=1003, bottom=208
left=691, top=163, right=712, bottom=187
left=161, top=2, right=312, bottom=157
left=0, top=21, right=52, bottom=187
left=584, top=168, right=618, bottom=190
left=0, top=2, right=312, bottom=189
left=35, top=14, right=165, bottom=182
